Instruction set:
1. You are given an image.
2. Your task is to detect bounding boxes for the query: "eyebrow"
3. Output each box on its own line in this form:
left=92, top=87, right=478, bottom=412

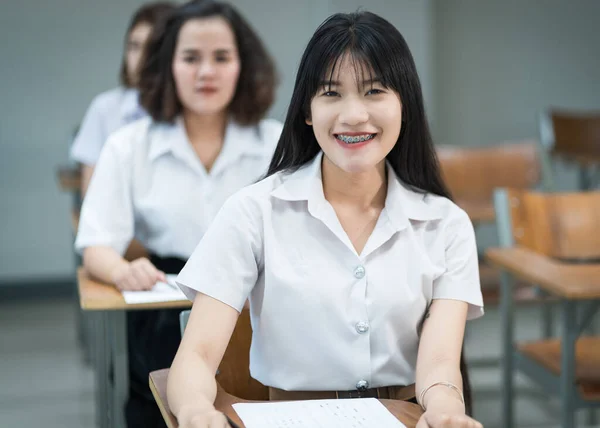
left=319, top=78, right=383, bottom=87
left=181, top=48, right=233, bottom=55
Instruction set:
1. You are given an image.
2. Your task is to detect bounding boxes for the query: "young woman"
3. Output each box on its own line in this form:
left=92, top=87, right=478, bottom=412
left=170, top=10, right=484, bottom=428
left=70, top=2, right=175, bottom=195
left=75, top=1, right=280, bottom=426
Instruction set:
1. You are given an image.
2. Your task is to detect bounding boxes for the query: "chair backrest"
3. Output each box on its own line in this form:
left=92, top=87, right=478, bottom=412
left=493, top=188, right=600, bottom=261
left=178, top=308, right=269, bottom=401
left=541, top=109, right=600, bottom=162
left=437, top=141, right=540, bottom=220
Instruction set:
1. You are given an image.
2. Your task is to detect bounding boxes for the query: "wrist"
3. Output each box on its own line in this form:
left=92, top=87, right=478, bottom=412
left=422, top=386, right=465, bottom=413
left=109, top=259, right=130, bottom=284
left=177, top=401, right=216, bottom=424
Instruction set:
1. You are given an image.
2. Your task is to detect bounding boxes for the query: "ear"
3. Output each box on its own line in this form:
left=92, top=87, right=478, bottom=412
left=305, top=117, right=313, bottom=126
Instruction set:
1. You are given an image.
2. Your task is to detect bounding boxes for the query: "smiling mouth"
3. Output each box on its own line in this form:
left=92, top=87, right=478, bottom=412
left=335, top=133, right=377, bottom=144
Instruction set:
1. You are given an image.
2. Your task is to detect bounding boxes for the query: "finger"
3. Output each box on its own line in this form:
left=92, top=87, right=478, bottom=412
left=208, top=412, right=229, bottom=428
left=415, top=414, right=429, bottom=428
left=132, top=263, right=157, bottom=290
left=157, top=270, right=167, bottom=283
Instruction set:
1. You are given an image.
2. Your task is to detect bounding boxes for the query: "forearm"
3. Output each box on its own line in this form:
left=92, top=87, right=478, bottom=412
left=168, top=347, right=219, bottom=423
left=83, top=246, right=129, bottom=284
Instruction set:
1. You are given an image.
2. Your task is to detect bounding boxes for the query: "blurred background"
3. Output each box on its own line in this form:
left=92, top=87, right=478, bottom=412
left=1, top=0, right=599, bottom=427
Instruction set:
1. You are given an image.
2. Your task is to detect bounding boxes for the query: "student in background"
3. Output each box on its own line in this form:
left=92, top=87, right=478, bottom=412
left=70, top=2, right=175, bottom=195
left=75, top=1, right=280, bottom=426
left=170, top=10, right=484, bottom=428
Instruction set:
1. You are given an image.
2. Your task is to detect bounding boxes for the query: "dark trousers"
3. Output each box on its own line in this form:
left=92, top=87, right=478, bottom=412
left=125, top=255, right=187, bottom=428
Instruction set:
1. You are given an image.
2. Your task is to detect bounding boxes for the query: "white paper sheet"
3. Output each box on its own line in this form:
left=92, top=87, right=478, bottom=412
left=232, top=398, right=407, bottom=428
left=121, top=274, right=187, bottom=304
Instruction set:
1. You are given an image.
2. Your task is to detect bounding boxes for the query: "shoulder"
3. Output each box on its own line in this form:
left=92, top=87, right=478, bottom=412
left=102, top=116, right=153, bottom=159
left=88, top=87, right=127, bottom=112
left=220, top=172, right=286, bottom=218
left=256, top=118, right=283, bottom=147
left=422, top=193, right=474, bottom=239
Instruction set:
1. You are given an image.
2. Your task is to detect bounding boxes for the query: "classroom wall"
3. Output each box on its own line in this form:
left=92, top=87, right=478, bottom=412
left=433, top=0, right=600, bottom=148
left=0, top=0, right=435, bottom=282
left=0, top=0, right=157, bottom=282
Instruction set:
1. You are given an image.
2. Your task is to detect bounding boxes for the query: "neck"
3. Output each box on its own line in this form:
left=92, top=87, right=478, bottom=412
left=321, top=156, right=387, bottom=210
left=182, top=110, right=228, bottom=146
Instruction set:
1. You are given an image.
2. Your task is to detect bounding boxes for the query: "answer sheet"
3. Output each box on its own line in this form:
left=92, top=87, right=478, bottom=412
left=121, top=274, right=187, bottom=304
left=232, top=398, right=407, bottom=428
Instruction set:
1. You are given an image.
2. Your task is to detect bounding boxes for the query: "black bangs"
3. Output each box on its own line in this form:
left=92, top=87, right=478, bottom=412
left=303, top=17, right=398, bottom=108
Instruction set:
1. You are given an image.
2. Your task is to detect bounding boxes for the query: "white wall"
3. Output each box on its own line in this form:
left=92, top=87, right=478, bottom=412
left=0, top=0, right=435, bottom=282
left=0, top=0, right=159, bottom=281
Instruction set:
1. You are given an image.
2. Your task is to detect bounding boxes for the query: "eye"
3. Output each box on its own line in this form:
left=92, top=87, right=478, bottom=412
left=366, top=88, right=384, bottom=95
left=322, top=90, right=340, bottom=97
left=215, top=54, right=229, bottom=63
left=183, top=55, right=198, bottom=64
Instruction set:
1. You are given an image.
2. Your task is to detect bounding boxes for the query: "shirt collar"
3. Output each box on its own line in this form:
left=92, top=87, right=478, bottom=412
left=147, top=117, right=268, bottom=169
left=271, top=151, right=443, bottom=230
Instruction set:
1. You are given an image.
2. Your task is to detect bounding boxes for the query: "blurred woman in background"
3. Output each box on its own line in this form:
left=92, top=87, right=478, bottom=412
left=75, top=1, right=280, bottom=426
left=70, top=2, right=175, bottom=195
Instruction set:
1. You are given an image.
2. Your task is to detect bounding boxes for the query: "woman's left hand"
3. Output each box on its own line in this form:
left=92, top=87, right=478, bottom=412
left=416, top=411, right=483, bottom=428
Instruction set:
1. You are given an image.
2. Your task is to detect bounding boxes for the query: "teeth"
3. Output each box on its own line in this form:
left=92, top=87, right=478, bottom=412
left=336, top=134, right=375, bottom=144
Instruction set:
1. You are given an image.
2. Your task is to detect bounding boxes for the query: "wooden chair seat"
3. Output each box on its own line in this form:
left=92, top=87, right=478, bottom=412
left=519, top=337, right=600, bottom=401
left=486, top=247, right=600, bottom=299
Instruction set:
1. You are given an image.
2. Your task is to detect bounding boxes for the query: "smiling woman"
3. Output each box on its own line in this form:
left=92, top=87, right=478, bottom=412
left=170, top=9, right=484, bottom=428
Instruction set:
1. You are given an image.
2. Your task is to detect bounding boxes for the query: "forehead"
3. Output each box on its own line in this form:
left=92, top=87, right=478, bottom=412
left=176, top=17, right=237, bottom=50
left=323, top=53, right=376, bottom=85
left=129, top=22, right=152, bottom=41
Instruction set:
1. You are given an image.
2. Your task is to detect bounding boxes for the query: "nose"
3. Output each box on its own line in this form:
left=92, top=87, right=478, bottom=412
left=196, top=59, right=217, bottom=79
left=338, top=98, right=369, bottom=126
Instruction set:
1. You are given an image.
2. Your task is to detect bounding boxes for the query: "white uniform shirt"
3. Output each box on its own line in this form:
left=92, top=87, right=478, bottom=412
left=176, top=151, right=484, bottom=391
left=75, top=116, right=282, bottom=259
left=70, top=87, right=146, bottom=166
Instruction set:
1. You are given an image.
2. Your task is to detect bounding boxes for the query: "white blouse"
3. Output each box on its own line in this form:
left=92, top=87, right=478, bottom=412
left=176, top=152, right=484, bottom=391
left=70, top=87, right=146, bottom=166
left=75, top=116, right=282, bottom=259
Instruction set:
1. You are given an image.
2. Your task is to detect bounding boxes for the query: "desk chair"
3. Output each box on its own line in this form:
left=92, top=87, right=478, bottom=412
left=180, top=308, right=269, bottom=400
left=487, top=188, right=600, bottom=428
left=538, top=109, right=600, bottom=191
left=437, top=141, right=541, bottom=305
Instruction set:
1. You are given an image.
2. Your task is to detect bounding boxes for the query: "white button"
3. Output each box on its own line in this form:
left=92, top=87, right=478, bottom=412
left=355, top=321, right=369, bottom=334
left=356, top=380, right=369, bottom=391
left=354, top=265, right=365, bottom=279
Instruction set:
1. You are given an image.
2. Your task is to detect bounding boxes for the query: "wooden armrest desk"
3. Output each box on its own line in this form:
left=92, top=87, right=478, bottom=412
left=78, top=268, right=191, bottom=428
left=149, top=369, right=423, bottom=428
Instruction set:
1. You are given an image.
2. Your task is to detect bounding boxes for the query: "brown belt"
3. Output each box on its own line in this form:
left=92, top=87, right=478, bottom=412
left=269, top=384, right=416, bottom=401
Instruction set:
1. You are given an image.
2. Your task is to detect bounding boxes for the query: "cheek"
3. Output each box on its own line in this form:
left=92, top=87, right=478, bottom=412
left=172, top=63, right=194, bottom=91
left=221, top=63, right=241, bottom=90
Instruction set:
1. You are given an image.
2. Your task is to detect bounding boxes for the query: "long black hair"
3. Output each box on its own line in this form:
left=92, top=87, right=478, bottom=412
left=266, top=11, right=473, bottom=414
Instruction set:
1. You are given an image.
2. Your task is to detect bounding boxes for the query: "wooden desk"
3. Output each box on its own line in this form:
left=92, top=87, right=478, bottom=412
left=487, top=247, right=600, bottom=300
left=78, top=268, right=191, bottom=310
left=149, top=369, right=423, bottom=428
left=78, top=268, right=191, bottom=428
left=485, top=246, right=600, bottom=428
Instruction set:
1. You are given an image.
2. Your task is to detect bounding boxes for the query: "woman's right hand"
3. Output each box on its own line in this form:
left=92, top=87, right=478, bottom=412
left=181, top=409, right=233, bottom=428
left=111, top=257, right=166, bottom=291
